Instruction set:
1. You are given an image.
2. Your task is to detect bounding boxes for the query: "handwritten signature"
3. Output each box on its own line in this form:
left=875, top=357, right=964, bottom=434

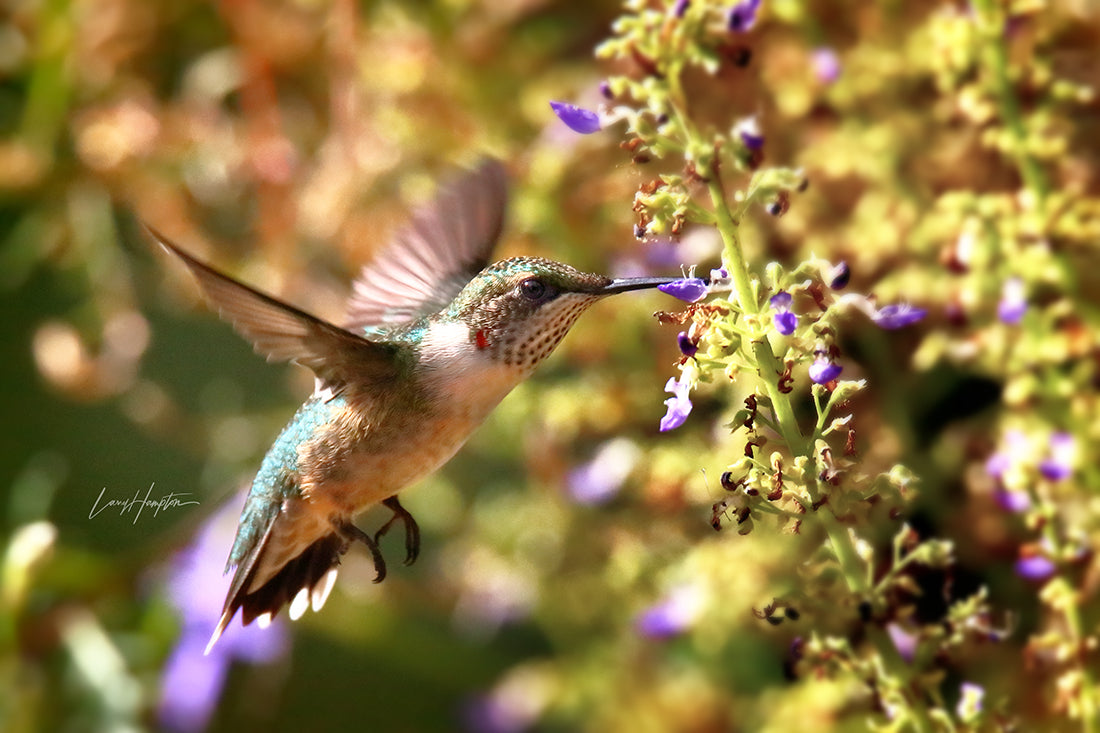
left=89, top=483, right=200, bottom=524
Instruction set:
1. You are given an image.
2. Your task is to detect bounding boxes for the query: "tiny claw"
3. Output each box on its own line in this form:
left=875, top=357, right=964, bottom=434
left=375, top=495, right=421, bottom=567
left=335, top=520, right=387, bottom=583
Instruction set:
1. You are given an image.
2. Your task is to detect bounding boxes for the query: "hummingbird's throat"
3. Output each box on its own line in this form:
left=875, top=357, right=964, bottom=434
left=494, top=295, right=598, bottom=370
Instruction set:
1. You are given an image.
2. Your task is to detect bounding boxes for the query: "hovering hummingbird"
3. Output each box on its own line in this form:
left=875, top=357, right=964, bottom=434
left=150, top=160, right=674, bottom=653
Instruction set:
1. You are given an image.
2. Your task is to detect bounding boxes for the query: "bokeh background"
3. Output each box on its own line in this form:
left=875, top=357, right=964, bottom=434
left=2, top=1, right=1099, bottom=731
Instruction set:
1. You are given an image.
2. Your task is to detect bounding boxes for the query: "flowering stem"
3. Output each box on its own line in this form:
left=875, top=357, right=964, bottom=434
left=696, top=135, right=935, bottom=733
left=971, top=0, right=1050, bottom=205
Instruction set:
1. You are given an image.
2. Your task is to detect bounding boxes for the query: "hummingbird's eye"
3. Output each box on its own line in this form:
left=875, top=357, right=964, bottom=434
left=519, top=277, right=550, bottom=302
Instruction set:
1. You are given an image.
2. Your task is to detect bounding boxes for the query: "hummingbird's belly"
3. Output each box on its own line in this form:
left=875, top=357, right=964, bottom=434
left=320, top=412, right=485, bottom=511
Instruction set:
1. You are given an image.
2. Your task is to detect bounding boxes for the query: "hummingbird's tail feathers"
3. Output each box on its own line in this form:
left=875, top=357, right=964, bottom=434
left=204, top=531, right=349, bottom=655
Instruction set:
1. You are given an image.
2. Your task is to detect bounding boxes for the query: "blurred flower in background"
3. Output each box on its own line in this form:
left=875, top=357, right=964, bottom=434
left=158, top=496, right=289, bottom=732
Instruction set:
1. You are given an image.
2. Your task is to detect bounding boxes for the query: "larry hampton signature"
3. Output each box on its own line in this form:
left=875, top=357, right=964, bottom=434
left=89, top=483, right=200, bottom=524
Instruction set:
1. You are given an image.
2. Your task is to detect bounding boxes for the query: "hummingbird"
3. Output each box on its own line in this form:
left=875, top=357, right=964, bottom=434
left=149, top=160, right=674, bottom=654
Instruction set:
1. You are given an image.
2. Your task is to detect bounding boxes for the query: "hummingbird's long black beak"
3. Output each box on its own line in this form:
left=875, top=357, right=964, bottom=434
left=600, top=276, right=677, bottom=295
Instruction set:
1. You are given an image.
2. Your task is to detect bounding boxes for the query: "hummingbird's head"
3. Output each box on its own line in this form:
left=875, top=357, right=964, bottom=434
left=446, top=257, right=672, bottom=371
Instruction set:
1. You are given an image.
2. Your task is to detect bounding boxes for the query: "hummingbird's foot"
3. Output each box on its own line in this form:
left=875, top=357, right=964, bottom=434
left=334, top=520, right=387, bottom=583
left=374, top=495, right=421, bottom=566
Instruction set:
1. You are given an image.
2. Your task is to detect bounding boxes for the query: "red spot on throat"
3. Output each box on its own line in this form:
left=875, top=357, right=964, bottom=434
left=475, top=329, right=490, bottom=350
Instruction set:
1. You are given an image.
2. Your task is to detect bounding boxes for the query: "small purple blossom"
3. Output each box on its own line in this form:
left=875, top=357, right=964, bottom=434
left=826, top=261, right=850, bottom=290
left=677, top=332, right=698, bottom=357
left=808, top=358, right=842, bottom=384
left=709, top=267, right=729, bottom=282
left=659, top=376, right=693, bottom=432
left=635, top=585, right=701, bottom=639
left=811, top=48, right=841, bottom=84
left=658, top=277, right=708, bottom=302
left=735, top=116, right=765, bottom=150
left=993, top=487, right=1031, bottom=513
left=1039, top=431, right=1075, bottom=481
left=774, top=311, right=797, bottom=335
left=957, top=682, right=985, bottom=720
left=567, top=438, right=641, bottom=505
left=997, top=277, right=1027, bottom=324
left=769, top=290, right=797, bottom=335
left=886, top=623, right=918, bottom=663
left=984, top=451, right=1011, bottom=479
left=1015, top=554, right=1056, bottom=581
left=872, top=303, right=928, bottom=329
left=549, top=101, right=601, bottom=134
left=726, top=0, right=761, bottom=32
left=598, top=80, right=613, bottom=100
left=672, top=0, right=690, bottom=18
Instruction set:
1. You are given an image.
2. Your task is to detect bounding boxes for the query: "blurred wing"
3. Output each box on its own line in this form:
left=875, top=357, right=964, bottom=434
left=344, top=159, right=508, bottom=332
left=148, top=226, right=401, bottom=392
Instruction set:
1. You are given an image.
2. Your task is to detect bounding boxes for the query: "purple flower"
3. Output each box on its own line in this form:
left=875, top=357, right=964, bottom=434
left=671, top=0, right=690, bottom=18
left=635, top=586, right=701, bottom=639
left=774, top=311, right=797, bottom=335
left=872, top=303, right=927, bottom=329
left=567, top=438, right=640, bottom=505
left=735, top=116, right=765, bottom=151
left=1015, top=554, right=1056, bottom=581
left=159, top=495, right=289, bottom=733
left=549, top=101, right=601, bottom=134
left=826, top=261, right=850, bottom=290
left=726, top=0, right=761, bottom=32
left=769, top=292, right=797, bottom=335
left=993, top=487, right=1031, bottom=513
left=886, top=623, right=918, bottom=663
left=659, top=376, right=693, bottom=431
left=957, top=682, right=985, bottom=720
left=984, top=451, right=1011, bottom=479
left=677, top=332, right=698, bottom=357
left=658, top=277, right=708, bottom=302
left=811, top=48, right=841, bottom=84
left=808, top=358, right=842, bottom=384
left=1039, top=432, right=1075, bottom=481
left=709, top=267, right=729, bottom=282
left=998, top=277, right=1026, bottom=324
left=598, top=80, right=613, bottom=100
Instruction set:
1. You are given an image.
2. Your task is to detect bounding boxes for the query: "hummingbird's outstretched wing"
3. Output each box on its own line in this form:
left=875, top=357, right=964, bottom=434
left=344, top=158, right=508, bottom=332
left=148, top=226, right=402, bottom=393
